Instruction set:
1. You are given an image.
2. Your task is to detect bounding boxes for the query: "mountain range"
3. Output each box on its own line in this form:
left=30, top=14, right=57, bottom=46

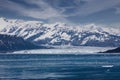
left=0, top=34, right=47, bottom=53
left=0, top=17, right=120, bottom=47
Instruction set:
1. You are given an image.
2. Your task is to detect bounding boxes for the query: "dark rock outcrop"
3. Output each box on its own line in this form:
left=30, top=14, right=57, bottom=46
left=103, top=47, right=120, bottom=53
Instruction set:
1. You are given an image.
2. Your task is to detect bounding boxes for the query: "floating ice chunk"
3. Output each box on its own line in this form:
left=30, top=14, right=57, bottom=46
left=102, top=65, right=114, bottom=68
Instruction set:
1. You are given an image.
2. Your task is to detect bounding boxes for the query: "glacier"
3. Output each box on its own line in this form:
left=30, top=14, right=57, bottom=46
left=12, top=46, right=115, bottom=54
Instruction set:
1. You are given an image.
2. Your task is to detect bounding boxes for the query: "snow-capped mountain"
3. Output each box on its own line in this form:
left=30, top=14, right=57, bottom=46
left=0, top=34, right=46, bottom=53
left=0, top=17, right=120, bottom=47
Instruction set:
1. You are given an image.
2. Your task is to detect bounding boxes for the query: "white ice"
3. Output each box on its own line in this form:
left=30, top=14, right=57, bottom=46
left=12, top=46, right=115, bottom=54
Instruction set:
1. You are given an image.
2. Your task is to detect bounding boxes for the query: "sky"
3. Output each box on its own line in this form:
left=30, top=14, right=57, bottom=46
left=0, top=0, right=120, bottom=26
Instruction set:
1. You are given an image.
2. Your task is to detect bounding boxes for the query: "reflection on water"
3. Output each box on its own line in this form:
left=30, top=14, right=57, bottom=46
left=0, top=54, right=120, bottom=80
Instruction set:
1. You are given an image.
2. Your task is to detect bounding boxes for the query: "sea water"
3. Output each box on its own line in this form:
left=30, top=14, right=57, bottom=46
left=0, top=53, right=120, bottom=80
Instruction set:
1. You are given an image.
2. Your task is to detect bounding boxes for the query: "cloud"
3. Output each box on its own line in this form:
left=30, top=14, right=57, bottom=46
left=0, top=0, right=120, bottom=24
left=42, top=0, right=120, bottom=17
left=75, top=0, right=120, bottom=16
left=22, top=0, right=61, bottom=19
left=0, top=0, right=70, bottom=23
left=116, top=7, right=120, bottom=14
left=59, top=0, right=120, bottom=17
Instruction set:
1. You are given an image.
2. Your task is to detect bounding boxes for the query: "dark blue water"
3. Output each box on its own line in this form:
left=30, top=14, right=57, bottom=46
left=0, top=54, right=120, bottom=80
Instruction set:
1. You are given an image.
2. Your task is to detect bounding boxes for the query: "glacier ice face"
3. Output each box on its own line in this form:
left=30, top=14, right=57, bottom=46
left=12, top=46, right=115, bottom=54
left=0, top=17, right=120, bottom=47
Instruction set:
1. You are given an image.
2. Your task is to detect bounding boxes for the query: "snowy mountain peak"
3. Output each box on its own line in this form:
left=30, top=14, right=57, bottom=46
left=0, top=18, right=120, bottom=47
left=0, top=17, right=10, bottom=30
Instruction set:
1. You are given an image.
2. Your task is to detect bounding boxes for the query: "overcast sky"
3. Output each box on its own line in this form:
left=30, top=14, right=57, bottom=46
left=0, top=0, right=120, bottom=25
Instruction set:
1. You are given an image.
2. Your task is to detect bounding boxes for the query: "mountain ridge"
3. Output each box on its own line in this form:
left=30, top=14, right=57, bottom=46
left=0, top=34, right=48, bottom=53
left=0, top=17, right=120, bottom=47
left=102, top=47, right=120, bottom=53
